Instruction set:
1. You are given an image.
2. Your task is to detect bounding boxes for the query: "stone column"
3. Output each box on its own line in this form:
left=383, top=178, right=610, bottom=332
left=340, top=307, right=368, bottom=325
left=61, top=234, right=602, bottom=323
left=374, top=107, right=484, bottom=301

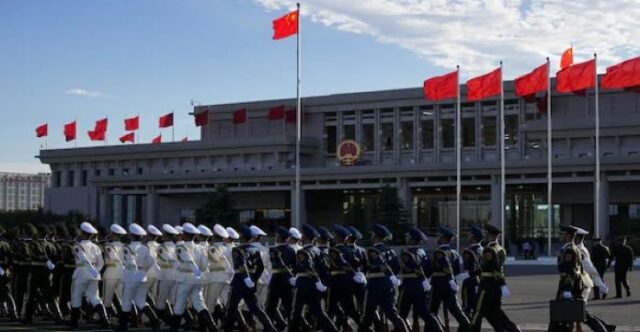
left=595, top=173, right=609, bottom=240
left=146, top=186, right=157, bottom=226
left=98, top=187, right=111, bottom=227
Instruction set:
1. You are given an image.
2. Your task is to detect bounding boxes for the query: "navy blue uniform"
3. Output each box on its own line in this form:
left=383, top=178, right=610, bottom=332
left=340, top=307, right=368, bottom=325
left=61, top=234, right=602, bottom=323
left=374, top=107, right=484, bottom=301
left=348, top=243, right=368, bottom=310
left=265, top=243, right=296, bottom=329
left=461, top=242, right=482, bottom=316
left=327, top=246, right=360, bottom=328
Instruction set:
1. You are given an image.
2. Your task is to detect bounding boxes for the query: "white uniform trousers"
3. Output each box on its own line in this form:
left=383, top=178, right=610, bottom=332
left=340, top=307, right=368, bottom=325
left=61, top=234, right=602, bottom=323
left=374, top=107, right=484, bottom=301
left=156, top=280, right=177, bottom=310
left=174, top=281, right=207, bottom=315
left=205, top=281, right=228, bottom=311
left=71, top=278, right=102, bottom=308
left=122, top=279, right=153, bottom=312
left=102, top=278, right=123, bottom=308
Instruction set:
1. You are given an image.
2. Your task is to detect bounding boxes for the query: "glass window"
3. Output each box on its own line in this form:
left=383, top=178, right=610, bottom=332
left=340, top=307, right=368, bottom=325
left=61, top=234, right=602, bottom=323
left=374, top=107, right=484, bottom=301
left=67, top=171, right=74, bottom=187
left=483, top=116, right=497, bottom=147
left=343, top=124, right=355, bottom=141
left=462, top=118, right=475, bottom=147
left=505, top=114, right=519, bottom=147
left=421, top=120, right=434, bottom=149
left=381, top=123, right=394, bottom=151
left=362, top=123, right=374, bottom=151
left=442, top=119, right=455, bottom=148
left=325, top=125, right=337, bottom=155
left=82, top=170, right=88, bottom=186
left=401, top=122, right=414, bottom=150
left=55, top=171, right=61, bottom=187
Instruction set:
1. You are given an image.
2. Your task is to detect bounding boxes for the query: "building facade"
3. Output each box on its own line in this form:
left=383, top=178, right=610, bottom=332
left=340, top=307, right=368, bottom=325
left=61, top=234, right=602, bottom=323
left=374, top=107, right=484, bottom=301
left=0, top=172, right=50, bottom=211
left=39, top=80, right=640, bottom=251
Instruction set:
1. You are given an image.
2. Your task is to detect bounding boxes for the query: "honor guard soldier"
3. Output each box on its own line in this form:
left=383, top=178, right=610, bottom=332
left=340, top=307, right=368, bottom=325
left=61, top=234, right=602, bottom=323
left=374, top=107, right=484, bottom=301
left=155, top=224, right=179, bottom=324
left=146, top=225, right=164, bottom=309
left=425, top=226, right=470, bottom=332
left=103, top=224, right=126, bottom=316
left=0, top=226, right=18, bottom=321
left=461, top=225, right=483, bottom=317
left=609, top=237, right=634, bottom=298
left=347, top=226, right=368, bottom=310
left=357, top=224, right=408, bottom=332
left=327, top=225, right=362, bottom=331
left=574, top=228, right=609, bottom=301
left=70, top=222, right=110, bottom=329
left=469, top=225, right=520, bottom=332
left=590, top=238, right=611, bottom=300
left=249, top=225, right=272, bottom=307
left=23, top=226, right=58, bottom=323
left=398, top=226, right=443, bottom=332
left=205, top=224, right=232, bottom=324
left=265, top=226, right=296, bottom=330
left=12, top=225, right=34, bottom=321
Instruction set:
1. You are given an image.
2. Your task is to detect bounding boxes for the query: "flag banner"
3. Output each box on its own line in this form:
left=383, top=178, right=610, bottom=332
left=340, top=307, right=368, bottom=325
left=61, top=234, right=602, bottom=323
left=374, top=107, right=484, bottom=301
left=560, top=48, right=573, bottom=69
left=119, top=132, right=135, bottom=143
left=467, top=67, right=501, bottom=101
left=181, top=136, right=188, bottom=143
left=285, top=108, right=298, bottom=123
left=233, top=108, right=247, bottom=124
left=515, top=63, right=548, bottom=97
left=423, top=70, right=458, bottom=101
left=94, top=118, right=108, bottom=132
left=556, top=59, right=595, bottom=93
left=194, top=112, right=209, bottom=127
left=124, top=116, right=139, bottom=131
left=602, top=56, right=640, bottom=90
left=273, top=10, right=299, bottom=40
left=152, top=135, right=162, bottom=144
left=537, top=94, right=548, bottom=113
left=159, top=113, right=174, bottom=128
left=268, top=105, right=285, bottom=120
left=64, top=121, right=76, bottom=142
left=87, top=129, right=105, bottom=141
left=36, top=124, right=48, bottom=138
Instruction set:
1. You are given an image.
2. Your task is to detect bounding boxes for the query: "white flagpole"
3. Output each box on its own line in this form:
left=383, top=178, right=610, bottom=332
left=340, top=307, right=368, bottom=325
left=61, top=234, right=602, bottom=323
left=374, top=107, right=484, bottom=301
left=546, top=57, right=553, bottom=256
left=172, top=110, right=175, bottom=142
left=594, top=53, right=600, bottom=238
left=500, top=61, right=506, bottom=245
left=456, top=65, right=461, bottom=251
left=294, top=2, right=302, bottom=229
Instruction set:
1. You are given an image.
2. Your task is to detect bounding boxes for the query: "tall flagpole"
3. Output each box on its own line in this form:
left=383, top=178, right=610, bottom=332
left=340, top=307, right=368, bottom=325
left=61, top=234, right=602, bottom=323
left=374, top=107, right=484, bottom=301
left=594, top=53, right=600, bottom=238
left=500, top=61, right=506, bottom=245
left=294, top=2, right=302, bottom=229
left=172, top=110, right=175, bottom=142
left=546, top=57, right=553, bottom=256
left=456, top=65, right=461, bottom=251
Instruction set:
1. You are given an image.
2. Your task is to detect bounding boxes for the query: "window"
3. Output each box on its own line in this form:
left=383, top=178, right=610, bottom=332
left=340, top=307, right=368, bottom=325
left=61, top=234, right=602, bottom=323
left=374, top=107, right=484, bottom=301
left=109, top=169, right=115, bottom=176
left=362, top=123, right=374, bottom=152
left=381, top=123, right=394, bottom=151
left=505, top=114, right=519, bottom=147
left=401, top=121, right=414, bottom=150
left=82, top=170, right=88, bottom=186
left=421, top=120, right=434, bottom=149
left=442, top=119, right=455, bottom=148
left=94, top=169, right=101, bottom=177
left=67, top=171, right=75, bottom=187
left=343, top=124, right=355, bottom=141
left=462, top=118, right=475, bottom=147
left=55, top=171, right=61, bottom=187
left=483, top=116, right=497, bottom=147
left=325, top=125, right=337, bottom=155
left=137, top=167, right=144, bottom=175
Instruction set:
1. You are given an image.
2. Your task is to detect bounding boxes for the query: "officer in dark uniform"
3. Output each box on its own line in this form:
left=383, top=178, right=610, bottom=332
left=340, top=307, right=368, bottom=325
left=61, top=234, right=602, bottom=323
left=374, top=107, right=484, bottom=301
left=289, top=224, right=338, bottom=332
left=590, top=238, right=611, bottom=300
left=317, top=226, right=333, bottom=254
left=265, top=226, right=296, bottom=331
left=461, top=225, right=483, bottom=317
left=13, top=224, right=35, bottom=321
left=224, top=226, right=277, bottom=332
left=347, top=226, right=368, bottom=311
left=326, top=226, right=361, bottom=331
left=425, top=226, right=470, bottom=332
left=357, top=224, right=408, bottom=332
left=398, top=226, right=443, bottom=332
left=470, top=225, right=521, bottom=332
left=58, top=228, right=78, bottom=317
left=608, top=237, right=634, bottom=298
left=0, top=226, right=18, bottom=321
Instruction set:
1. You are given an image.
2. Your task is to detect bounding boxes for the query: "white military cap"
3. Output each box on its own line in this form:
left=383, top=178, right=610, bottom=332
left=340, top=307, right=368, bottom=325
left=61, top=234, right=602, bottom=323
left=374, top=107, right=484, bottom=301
left=175, top=225, right=183, bottom=234
left=250, top=225, right=267, bottom=237
left=80, top=222, right=98, bottom=234
left=213, top=224, right=229, bottom=238
left=129, top=223, right=147, bottom=236
left=226, top=227, right=240, bottom=240
left=182, top=223, right=201, bottom=235
left=288, top=227, right=302, bottom=240
left=110, top=224, right=127, bottom=235
left=147, top=225, right=163, bottom=236
left=162, top=224, right=179, bottom=235
left=197, top=225, right=213, bottom=237
left=574, top=226, right=589, bottom=235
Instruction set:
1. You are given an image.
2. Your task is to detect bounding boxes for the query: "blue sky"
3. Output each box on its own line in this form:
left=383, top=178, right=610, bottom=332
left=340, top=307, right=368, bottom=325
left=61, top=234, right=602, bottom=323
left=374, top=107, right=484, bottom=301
left=1, top=0, right=637, bottom=173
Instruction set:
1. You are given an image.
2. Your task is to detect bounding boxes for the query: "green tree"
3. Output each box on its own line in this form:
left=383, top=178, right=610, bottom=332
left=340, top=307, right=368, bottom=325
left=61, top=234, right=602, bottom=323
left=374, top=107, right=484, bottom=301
left=374, top=185, right=410, bottom=244
left=195, top=186, right=239, bottom=227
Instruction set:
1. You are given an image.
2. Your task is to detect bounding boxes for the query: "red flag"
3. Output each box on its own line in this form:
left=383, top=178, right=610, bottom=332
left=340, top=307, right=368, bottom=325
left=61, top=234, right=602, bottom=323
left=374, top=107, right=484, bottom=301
left=601, top=56, right=640, bottom=90
left=285, top=108, right=298, bottom=123
left=64, top=121, right=76, bottom=142
left=273, top=10, right=299, bottom=40
left=537, top=94, right=548, bottom=113
left=87, top=129, right=105, bottom=141
left=556, top=59, right=595, bottom=93
left=152, top=135, right=162, bottom=144
left=119, top=132, right=135, bottom=143
left=36, top=124, right=48, bottom=138
left=94, top=118, right=108, bottom=132
left=159, top=113, right=174, bottom=128
left=233, top=108, right=247, bottom=124
left=268, top=105, right=285, bottom=120
left=194, top=112, right=208, bottom=127
left=423, top=70, right=458, bottom=101
left=467, top=67, right=502, bottom=101
left=560, top=48, right=573, bottom=70
left=181, top=137, right=188, bottom=143
left=514, top=63, right=548, bottom=97
left=124, top=116, right=139, bottom=131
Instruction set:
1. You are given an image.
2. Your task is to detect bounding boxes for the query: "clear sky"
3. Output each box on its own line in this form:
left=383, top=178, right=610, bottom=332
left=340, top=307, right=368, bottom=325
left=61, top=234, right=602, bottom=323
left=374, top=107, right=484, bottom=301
left=1, top=0, right=637, bottom=173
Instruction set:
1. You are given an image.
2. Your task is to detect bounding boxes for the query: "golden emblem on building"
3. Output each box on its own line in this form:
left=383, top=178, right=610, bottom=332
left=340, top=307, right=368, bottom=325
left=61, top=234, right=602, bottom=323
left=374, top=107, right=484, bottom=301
left=337, top=140, right=361, bottom=166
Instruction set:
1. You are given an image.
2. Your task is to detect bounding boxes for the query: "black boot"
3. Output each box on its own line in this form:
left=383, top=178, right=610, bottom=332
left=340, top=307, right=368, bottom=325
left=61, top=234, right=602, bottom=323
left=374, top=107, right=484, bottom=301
left=116, top=311, right=130, bottom=331
left=212, top=303, right=224, bottom=325
left=170, top=314, right=182, bottom=332
left=95, top=304, right=111, bottom=329
left=143, top=305, right=162, bottom=332
left=161, top=305, right=175, bottom=325
left=69, top=308, right=81, bottom=329
left=130, top=305, right=139, bottom=328
left=6, top=295, right=18, bottom=322
left=198, top=310, right=218, bottom=332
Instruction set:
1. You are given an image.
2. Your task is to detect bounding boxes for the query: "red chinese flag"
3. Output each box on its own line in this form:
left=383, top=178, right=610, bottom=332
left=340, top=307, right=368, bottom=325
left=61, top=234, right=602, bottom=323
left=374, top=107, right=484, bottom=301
left=94, top=118, right=108, bottom=133
left=125, top=116, right=139, bottom=131
left=467, top=67, right=502, bottom=101
left=601, top=56, right=640, bottom=90
left=273, top=10, right=299, bottom=40
left=152, top=135, right=162, bottom=144
left=268, top=105, right=285, bottom=120
left=233, top=108, right=247, bottom=124
left=514, top=63, right=548, bottom=97
left=64, top=121, right=76, bottom=142
left=119, top=132, right=135, bottom=143
left=36, top=124, right=48, bottom=138
left=159, top=113, right=174, bottom=128
left=87, top=129, right=105, bottom=141
left=560, top=48, right=573, bottom=70
left=423, top=70, right=458, bottom=101
left=556, top=59, right=595, bottom=93
left=194, top=112, right=208, bottom=127
left=285, top=108, right=298, bottom=123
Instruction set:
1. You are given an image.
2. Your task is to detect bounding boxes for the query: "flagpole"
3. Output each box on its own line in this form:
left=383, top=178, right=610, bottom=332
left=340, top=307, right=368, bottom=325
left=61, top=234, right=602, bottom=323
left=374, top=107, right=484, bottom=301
left=172, top=110, right=175, bottom=142
left=293, top=2, right=302, bottom=229
left=74, top=117, right=77, bottom=148
left=500, top=61, right=505, bottom=245
left=594, top=53, right=600, bottom=238
left=456, top=65, right=461, bottom=251
left=105, top=116, right=108, bottom=146
left=546, top=57, right=553, bottom=257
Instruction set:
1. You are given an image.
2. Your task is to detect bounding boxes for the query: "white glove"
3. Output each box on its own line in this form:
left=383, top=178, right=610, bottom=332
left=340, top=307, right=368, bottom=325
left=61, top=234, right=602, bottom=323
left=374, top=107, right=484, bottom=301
left=353, top=272, right=367, bottom=285
left=501, top=285, right=511, bottom=298
left=46, top=260, right=55, bottom=270
left=315, top=281, right=327, bottom=292
left=194, top=269, right=202, bottom=279
left=455, top=272, right=470, bottom=284
left=289, top=277, right=297, bottom=287
left=263, top=272, right=272, bottom=286
left=389, top=275, right=401, bottom=288
left=562, top=291, right=572, bottom=299
left=449, top=279, right=459, bottom=292
left=244, top=277, right=255, bottom=288
left=89, top=267, right=99, bottom=279
left=0, top=267, right=4, bottom=276
left=421, top=280, right=431, bottom=292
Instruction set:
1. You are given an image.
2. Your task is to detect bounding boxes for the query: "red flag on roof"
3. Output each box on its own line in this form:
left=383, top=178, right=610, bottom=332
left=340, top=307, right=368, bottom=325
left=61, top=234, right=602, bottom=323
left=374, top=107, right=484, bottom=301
left=268, top=105, right=286, bottom=120
left=194, top=112, right=208, bottom=127
left=36, top=124, right=48, bottom=138
left=119, top=132, right=135, bottom=143
left=152, top=135, right=162, bottom=144
left=233, top=108, right=247, bottom=124
left=124, top=116, right=139, bottom=131
left=87, top=129, right=105, bottom=141
left=601, top=56, right=640, bottom=90
left=556, top=59, right=595, bottom=93
left=515, top=63, right=548, bottom=97
left=159, top=113, right=174, bottom=128
left=64, top=121, right=76, bottom=142
left=285, top=108, right=298, bottom=123
left=560, top=47, right=573, bottom=70
left=467, top=67, right=502, bottom=101
left=273, top=10, right=299, bottom=40
left=94, top=118, right=108, bottom=132
left=423, top=70, right=458, bottom=101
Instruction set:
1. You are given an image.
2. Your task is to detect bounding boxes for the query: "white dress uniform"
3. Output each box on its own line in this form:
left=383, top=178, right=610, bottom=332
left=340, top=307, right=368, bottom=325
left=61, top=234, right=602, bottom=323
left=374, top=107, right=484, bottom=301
left=250, top=226, right=271, bottom=305
left=146, top=225, right=163, bottom=302
left=122, top=224, right=159, bottom=312
left=156, top=224, right=179, bottom=311
left=103, top=224, right=126, bottom=309
left=71, top=227, right=105, bottom=309
left=173, top=223, right=208, bottom=315
left=575, top=233, right=608, bottom=298
left=204, top=225, right=233, bottom=311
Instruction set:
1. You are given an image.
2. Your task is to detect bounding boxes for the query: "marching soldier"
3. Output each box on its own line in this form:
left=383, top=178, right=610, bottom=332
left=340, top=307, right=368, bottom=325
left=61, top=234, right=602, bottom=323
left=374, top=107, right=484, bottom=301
left=205, top=224, right=232, bottom=324
left=347, top=226, right=368, bottom=311
left=327, top=225, right=362, bottom=331
left=155, top=224, right=179, bottom=324
left=24, top=225, right=62, bottom=324
left=146, top=224, right=164, bottom=310
left=590, top=238, right=611, bottom=300
left=12, top=225, right=34, bottom=321
left=574, top=229, right=609, bottom=301
left=0, top=226, right=18, bottom=321
left=103, top=224, right=126, bottom=316
left=249, top=225, right=271, bottom=308
left=469, top=225, right=520, bottom=332
left=265, top=226, right=296, bottom=330
left=609, top=237, right=634, bottom=298
left=460, top=225, right=483, bottom=317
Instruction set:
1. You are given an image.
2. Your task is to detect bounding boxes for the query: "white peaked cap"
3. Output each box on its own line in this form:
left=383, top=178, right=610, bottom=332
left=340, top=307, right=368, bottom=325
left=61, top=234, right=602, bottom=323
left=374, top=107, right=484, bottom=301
left=147, top=225, right=163, bottom=236
left=162, top=224, right=179, bottom=235
left=110, top=224, right=127, bottom=235
left=288, top=227, right=302, bottom=240
left=129, top=223, right=147, bottom=236
left=213, top=224, right=229, bottom=238
left=574, top=227, right=589, bottom=235
left=250, top=225, right=267, bottom=237
left=226, top=227, right=240, bottom=240
left=80, top=222, right=98, bottom=234
left=182, top=223, right=200, bottom=235
left=198, top=225, right=213, bottom=237
left=175, top=225, right=183, bottom=234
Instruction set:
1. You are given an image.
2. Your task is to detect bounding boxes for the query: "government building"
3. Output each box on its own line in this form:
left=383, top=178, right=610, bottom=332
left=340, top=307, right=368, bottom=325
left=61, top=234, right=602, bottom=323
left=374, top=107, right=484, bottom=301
left=0, top=172, right=50, bottom=211
left=39, top=79, right=640, bottom=252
